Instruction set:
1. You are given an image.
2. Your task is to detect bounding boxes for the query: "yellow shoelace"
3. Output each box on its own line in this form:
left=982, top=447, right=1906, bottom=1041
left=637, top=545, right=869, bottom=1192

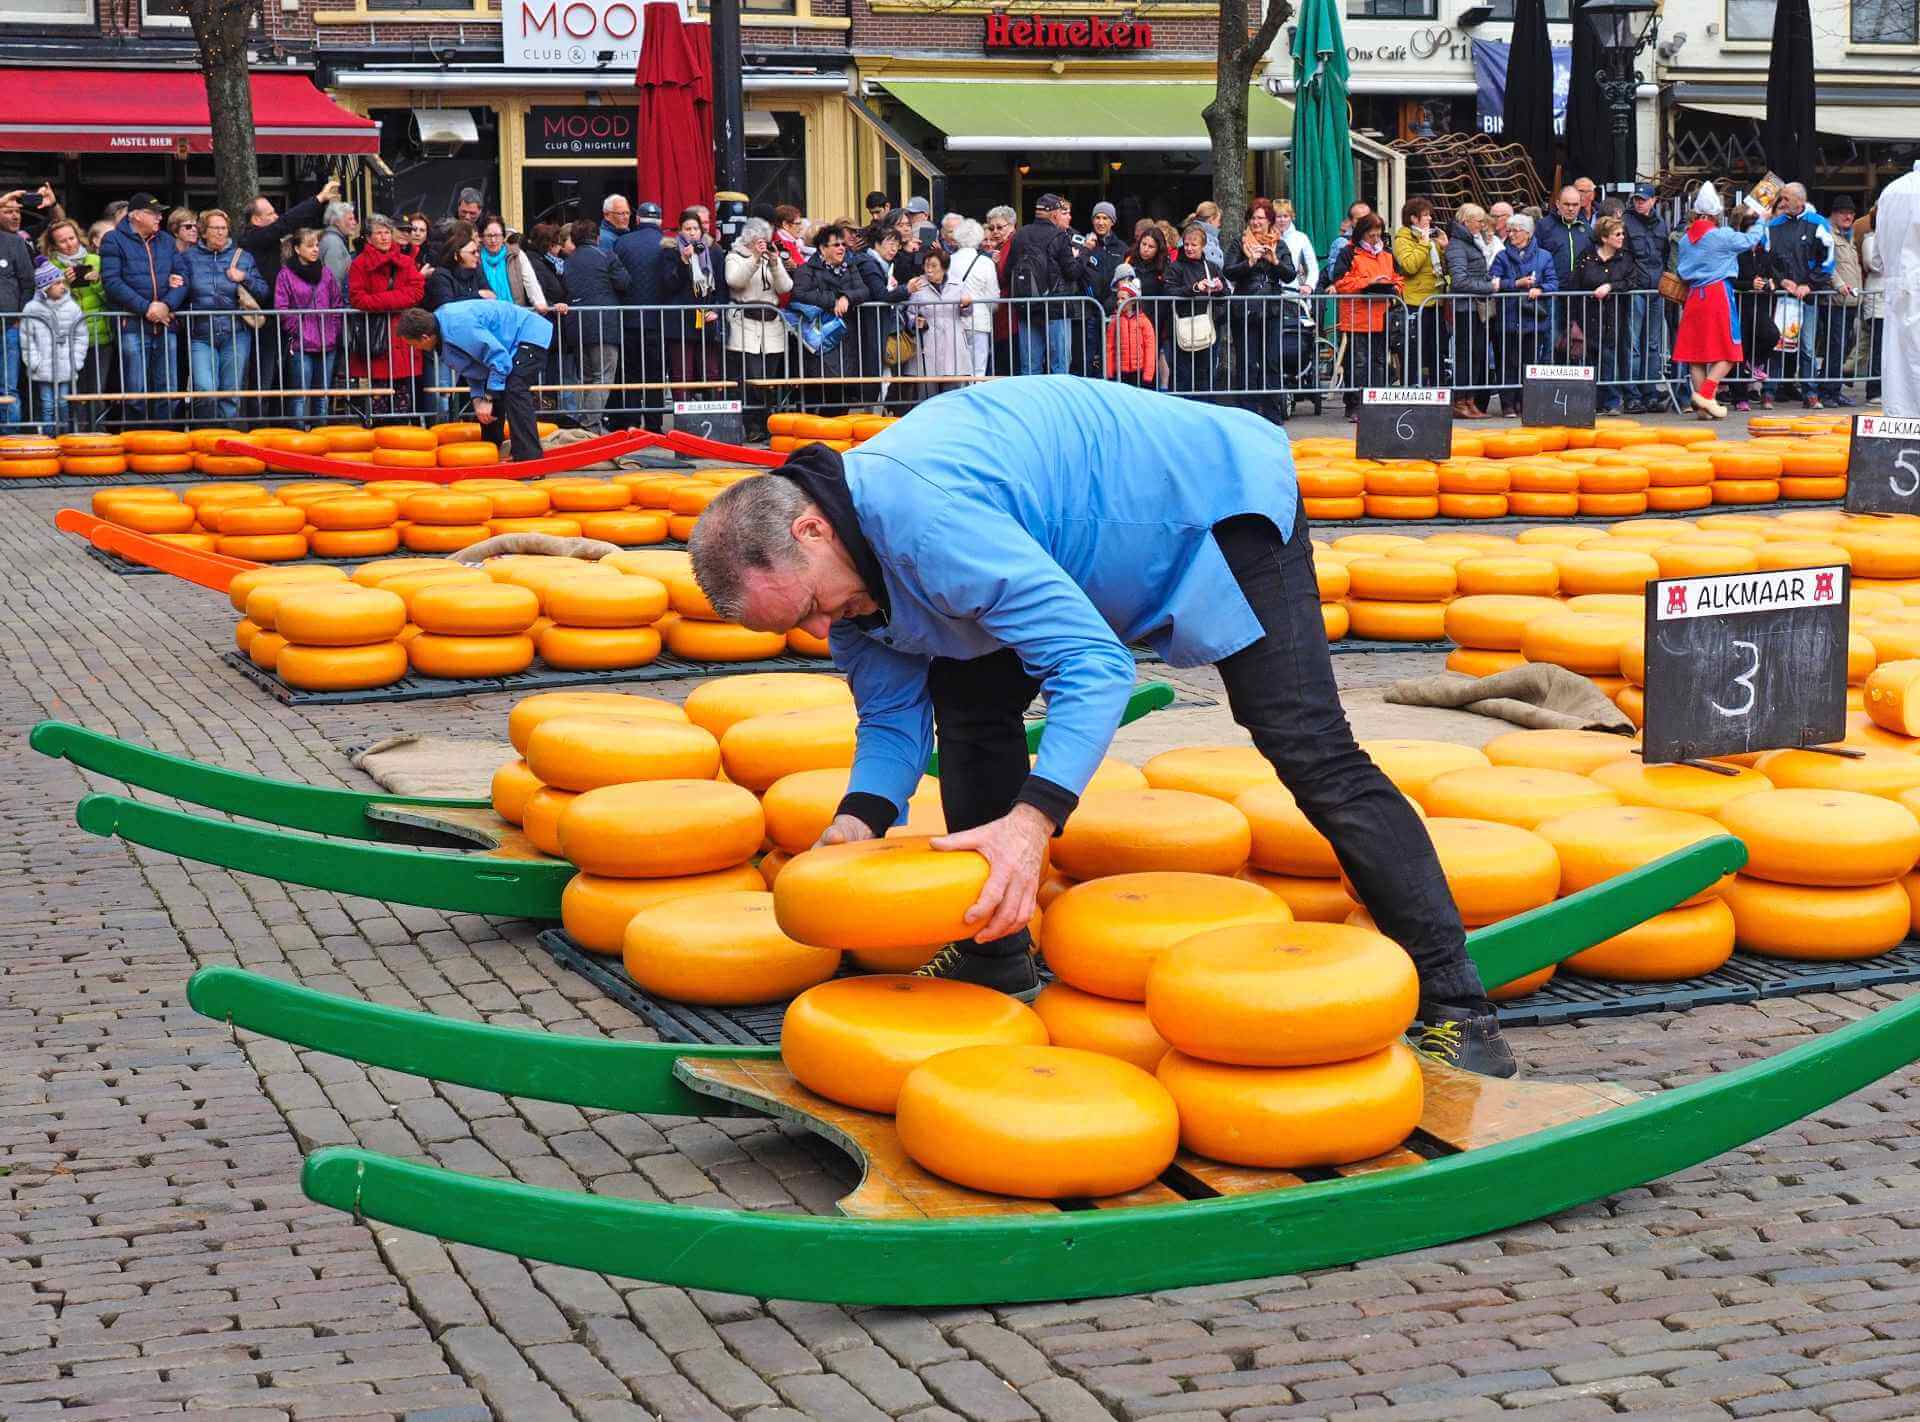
left=1410, top=1019, right=1464, bottom=1059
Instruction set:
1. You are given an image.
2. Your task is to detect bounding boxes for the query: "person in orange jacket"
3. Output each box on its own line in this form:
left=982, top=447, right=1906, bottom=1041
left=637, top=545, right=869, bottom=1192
left=1333, top=212, right=1402, bottom=420
left=1103, top=265, right=1158, bottom=387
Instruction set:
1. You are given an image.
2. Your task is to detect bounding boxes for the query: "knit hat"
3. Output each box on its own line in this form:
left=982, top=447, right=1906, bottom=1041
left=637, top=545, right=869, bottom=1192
left=1092, top=201, right=1117, bottom=222
left=1692, top=181, right=1724, bottom=217
left=1112, top=261, right=1139, bottom=302
left=32, top=258, right=60, bottom=293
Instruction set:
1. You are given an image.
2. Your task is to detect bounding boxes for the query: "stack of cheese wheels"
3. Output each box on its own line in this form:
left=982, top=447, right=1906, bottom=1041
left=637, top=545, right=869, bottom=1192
left=1537, top=804, right=1743, bottom=979
left=407, top=574, right=541, bottom=678
left=660, top=562, right=787, bottom=663
left=1315, top=550, right=1352, bottom=641
left=1362, top=458, right=1440, bottom=521
left=263, top=581, right=409, bottom=691
left=1147, top=921, right=1424, bottom=1168
left=213, top=487, right=309, bottom=561
left=1708, top=444, right=1783, bottom=505
left=1341, top=552, right=1455, bottom=643
left=228, top=564, right=349, bottom=658
left=542, top=477, right=669, bottom=547
left=767, top=412, right=856, bottom=455
left=400, top=489, right=494, bottom=554
left=1444, top=594, right=1563, bottom=678
left=1234, top=776, right=1427, bottom=927
left=663, top=479, right=721, bottom=542
left=1712, top=785, right=1920, bottom=960
left=538, top=570, right=669, bottom=671
left=57, top=432, right=128, bottom=478
left=123, top=429, right=195, bottom=476
left=372, top=425, right=439, bottom=471
left=1051, top=788, right=1252, bottom=880
left=304, top=492, right=401, bottom=560
left=1033, top=872, right=1293, bottom=1073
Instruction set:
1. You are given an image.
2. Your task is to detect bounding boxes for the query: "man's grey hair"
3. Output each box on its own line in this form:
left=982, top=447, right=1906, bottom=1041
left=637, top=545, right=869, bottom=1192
left=1490, top=201, right=1513, bottom=219
left=324, top=202, right=355, bottom=228
left=688, top=475, right=814, bottom=620
left=458, top=187, right=485, bottom=207
left=603, top=193, right=629, bottom=215
left=1507, top=213, right=1535, bottom=236
left=1783, top=182, right=1808, bottom=202
left=985, top=205, right=1016, bottom=227
left=953, top=217, right=984, bottom=250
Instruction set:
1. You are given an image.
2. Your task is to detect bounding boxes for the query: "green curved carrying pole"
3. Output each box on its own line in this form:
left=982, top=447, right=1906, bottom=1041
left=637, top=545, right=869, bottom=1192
left=1468, top=836, right=1749, bottom=989
left=298, top=991, right=1920, bottom=1305
left=32, top=721, right=487, bottom=840
left=76, top=794, right=573, bottom=920
left=188, top=965, right=767, bottom=1116
left=928, top=681, right=1177, bottom=777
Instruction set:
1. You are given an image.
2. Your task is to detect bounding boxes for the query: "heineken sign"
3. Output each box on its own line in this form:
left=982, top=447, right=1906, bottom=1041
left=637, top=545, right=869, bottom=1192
left=984, top=12, right=1154, bottom=50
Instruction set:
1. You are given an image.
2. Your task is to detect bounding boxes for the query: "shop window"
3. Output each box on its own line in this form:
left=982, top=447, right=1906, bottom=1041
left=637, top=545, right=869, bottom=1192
left=1347, top=0, right=1437, bottom=17
left=141, top=0, right=191, bottom=26
left=1725, top=0, right=1776, bottom=40
left=1486, top=0, right=1570, bottom=18
left=1852, top=0, right=1918, bottom=43
left=0, top=0, right=92, bottom=24
left=686, top=0, right=806, bottom=16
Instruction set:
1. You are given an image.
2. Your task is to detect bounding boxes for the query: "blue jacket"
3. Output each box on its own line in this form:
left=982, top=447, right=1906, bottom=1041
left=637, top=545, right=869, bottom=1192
left=598, top=218, right=625, bottom=253
left=1535, top=211, right=1592, bottom=289
left=99, top=217, right=186, bottom=319
left=825, top=376, right=1300, bottom=818
left=1677, top=222, right=1768, bottom=287
left=1622, top=205, right=1671, bottom=291
left=1766, top=208, right=1836, bottom=290
left=1490, top=239, right=1560, bottom=331
left=435, top=299, right=553, bottom=396
left=181, top=241, right=267, bottom=345
left=612, top=222, right=666, bottom=332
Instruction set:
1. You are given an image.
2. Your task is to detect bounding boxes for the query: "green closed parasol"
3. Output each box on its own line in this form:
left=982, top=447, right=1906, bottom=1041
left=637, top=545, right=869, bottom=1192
left=1290, top=0, right=1355, bottom=270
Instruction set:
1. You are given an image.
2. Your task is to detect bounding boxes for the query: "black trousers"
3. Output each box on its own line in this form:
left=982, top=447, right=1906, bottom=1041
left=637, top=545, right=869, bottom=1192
left=479, top=342, right=547, bottom=464
left=925, top=513, right=1485, bottom=1006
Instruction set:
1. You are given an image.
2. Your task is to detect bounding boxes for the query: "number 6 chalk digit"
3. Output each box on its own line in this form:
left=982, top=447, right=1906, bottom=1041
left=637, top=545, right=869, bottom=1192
left=1892, top=449, right=1920, bottom=499
left=1394, top=410, right=1413, bottom=440
left=1710, top=640, right=1760, bottom=718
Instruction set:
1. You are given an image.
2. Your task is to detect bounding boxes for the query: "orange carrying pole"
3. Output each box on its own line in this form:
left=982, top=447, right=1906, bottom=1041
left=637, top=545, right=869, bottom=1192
left=57, top=508, right=259, bottom=593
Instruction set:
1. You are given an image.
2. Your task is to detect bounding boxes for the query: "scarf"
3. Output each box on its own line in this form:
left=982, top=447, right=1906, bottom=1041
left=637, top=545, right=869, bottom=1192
left=479, top=244, right=512, bottom=301
left=1686, top=218, right=1717, bottom=244
left=288, top=255, right=326, bottom=287
left=773, top=443, right=888, bottom=622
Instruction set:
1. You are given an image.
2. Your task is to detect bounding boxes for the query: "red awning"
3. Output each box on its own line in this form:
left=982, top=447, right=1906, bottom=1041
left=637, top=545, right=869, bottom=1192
left=0, top=68, right=380, bottom=156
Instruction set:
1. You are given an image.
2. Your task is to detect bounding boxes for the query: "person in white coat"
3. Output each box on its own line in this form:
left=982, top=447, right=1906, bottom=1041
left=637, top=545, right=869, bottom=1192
left=22, top=259, right=88, bottom=431
left=1873, top=162, right=1920, bottom=417
left=905, top=247, right=974, bottom=399
left=724, top=217, right=794, bottom=437
left=945, top=217, right=999, bottom=377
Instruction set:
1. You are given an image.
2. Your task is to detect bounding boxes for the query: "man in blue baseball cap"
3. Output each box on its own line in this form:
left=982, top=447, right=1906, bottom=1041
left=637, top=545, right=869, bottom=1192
left=1623, top=181, right=1676, bottom=412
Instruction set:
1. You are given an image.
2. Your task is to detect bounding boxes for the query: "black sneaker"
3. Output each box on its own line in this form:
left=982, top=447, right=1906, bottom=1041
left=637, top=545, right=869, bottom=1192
left=1409, top=1001, right=1517, bottom=1078
left=912, top=943, right=1041, bottom=1000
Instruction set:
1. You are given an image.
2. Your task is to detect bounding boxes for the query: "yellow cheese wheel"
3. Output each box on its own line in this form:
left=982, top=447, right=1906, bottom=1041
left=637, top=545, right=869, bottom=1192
left=1520, top=611, right=1633, bottom=675
left=895, top=1045, right=1178, bottom=1199
left=1358, top=739, right=1491, bottom=798
left=436, top=442, right=501, bottom=469
left=576, top=511, right=670, bottom=545
left=377, top=568, right=492, bottom=610
left=542, top=479, right=631, bottom=513
left=1031, top=985, right=1172, bottom=1073
left=1653, top=542, right=1760, bottom=578
left=111, top=501, right=199, bottom=535
left=781, top=977, right=1048, bottom=1114
left=406, top=633, right=537, bottom=679
left=1758, top=541, right=1852, bottom=572
left=1395, top=817, right=1560, bottom=927
left=1564, top=899, right=1737, bottom=981
left=1331, top=533, right=1421, bottom=555
left=372, top=425, right=437, bottom=451
left=507, top=691, right=687, bottom=753
left=1344, top=558, right=1456, bottom=602
left=120, top=429, right=191, bottom=455
left=1481, top=727, right=1640, bottom=774
left=233, top=618, right=261, bottom=654
left=1721, top=875, right=1912, bottom=959
left=1535, top=806, right=1736, bottom=906
left=274, top=641, right=408, bottom=692
left=226, top=564, right=349, bottom=614
left=1586, top=759, right=1773, bottom=816
left=310, top=527, right=403, bottom=560
left=559, top=779, right=764, bottom=877
left=1235, top=866, right=1357, bottom=922
left=1050, top=789, right=1251, bottom=880
left=759, top=848, right=792, bottom=888
left=403, top=492, right=493, bottom=524
left=545, top=574, right=669, bottom=627
left=270, top=584, right=408, bottom=647
left=490, top=758, right=543, bottom=825
left=681, top=672, right=850, bottom=740
left=520, top=787, right=579, bottom=856
left=1454, top=557, right=1559, bottom=597
left=849, top=943, right=942, bottom=972
left=622, top=891, right=838, bottom=1005
left=1322, top=604, right=1350, bottom=640
left=774, top=836, right=989, bottom=949
left=559, top=864, right=768, bottom=953
left=217, top=502, right=305, bottom=537
left=1038, top=872, right=1293, bottom=1002
left=664, top=572, right=720, bottom=620
left=760, top=767, right=857, bottom=854
left=1443, top=594, right=1565, bottom=650
left=307, top=495, right=399, bottom=531
left=246, top=630, right=288, bottom=671
left=1445, top=648, right=1527, bottom=677
left=720, top=705, right=858, bottom=793
left=1157, top=1041, right=1423, bottom=1169
left=1646, top=486, right=1716, bottom=511
left=348, top=557, right=457, bottom=588
left=1345, top=600, right=1448, bottom=642
left=1865, top=659, right=1920, bottom=737
left=1555, top=548, right=1659, bottom=596
left=787, top=627, right=832, bottom=657
left=1315, top=561, right=1352, bottom=601
left=1713, top=788, right=1920, bottom=886
left=526, top=714, right=721, bottom=791
left=1140, top=746, right=1277, bottom=802
left=665, top=619, right=788, bottom=662
left=1236, top=780, right=1425, bottom=877
left=1752, top=745, right=1920, bottom=799
left=1416, top=765, right=1619, bottom=828
left=409, top=582, right=540, bottom=636
left=244, top=577, right=360, bottom=631
left=1145, top=921, right=1416, bottom=1066
left=490, top=516, right=584, bottom=538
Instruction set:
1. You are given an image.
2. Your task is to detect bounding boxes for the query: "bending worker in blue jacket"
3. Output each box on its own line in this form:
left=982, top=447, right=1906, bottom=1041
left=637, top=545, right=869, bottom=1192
left=398, top=299, right=553, bottom=463
left=690, top=376, right=1513, bottom=1076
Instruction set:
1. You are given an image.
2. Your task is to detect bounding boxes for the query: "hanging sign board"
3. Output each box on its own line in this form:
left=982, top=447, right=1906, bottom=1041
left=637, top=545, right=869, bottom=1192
left=1521, top=363, right=1596, bottom=429
left=1356, top=387, right=1452, bottom=462
left=524, top=107, right=636, bottom=160
left=1641, top=564, right=1849, bottom=764
left=1844, top=414, right=1920, bottom=516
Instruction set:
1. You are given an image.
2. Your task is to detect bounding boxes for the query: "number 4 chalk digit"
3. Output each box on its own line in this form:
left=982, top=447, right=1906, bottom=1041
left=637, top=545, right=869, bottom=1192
left=1711, top=640, right=1760, bottom=718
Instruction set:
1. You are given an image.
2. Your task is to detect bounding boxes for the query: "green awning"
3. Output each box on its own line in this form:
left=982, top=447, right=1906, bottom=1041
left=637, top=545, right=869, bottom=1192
left=878, top=81, right=1293, bottom=152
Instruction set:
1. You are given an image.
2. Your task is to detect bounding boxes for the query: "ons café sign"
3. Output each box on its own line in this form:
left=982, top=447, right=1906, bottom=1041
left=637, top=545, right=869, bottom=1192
left=984, top=11, right=1154, bottom=51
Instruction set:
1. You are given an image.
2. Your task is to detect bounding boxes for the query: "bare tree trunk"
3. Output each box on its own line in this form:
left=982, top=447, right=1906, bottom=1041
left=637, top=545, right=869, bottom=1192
left=1204, top=0, right=1293, bottom=254
left=191, top=0, right=261, bottom=217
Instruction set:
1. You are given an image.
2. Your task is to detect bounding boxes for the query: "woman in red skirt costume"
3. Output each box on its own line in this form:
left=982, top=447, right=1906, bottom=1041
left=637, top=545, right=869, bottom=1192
left=1673, top=181, right=1772, bottom=419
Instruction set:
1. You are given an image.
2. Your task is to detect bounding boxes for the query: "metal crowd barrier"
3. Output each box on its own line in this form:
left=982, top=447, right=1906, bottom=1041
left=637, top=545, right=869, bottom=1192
left=0, top=285, right=1886, bottom=433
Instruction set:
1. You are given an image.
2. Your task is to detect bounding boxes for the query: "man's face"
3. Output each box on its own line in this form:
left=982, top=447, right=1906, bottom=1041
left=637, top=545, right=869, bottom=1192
left=868, top=204, right=888, bottom=224
left=402, top=334, right=437, bottom=354
left=736, top=524, right=878, bottom=637
left=1783, top=189, right=1807, bottom=215
left=129, top=208, right=159, bottom=238
left=1632, top=195, right=1655, bottom=218
left=457, top=201, right=481, bottom=223
left=1557, top=190, right=1581, bottom=220
left=1575, top=179, right=1595, bottom=208
left=335, top=208, right=358, bottom=234
left=605, top=199, right=630, bottom=230
left=1092, top=212, right=1112, bottom=235
left=251, top=198, right=277, bottom=228
left=1835, top=209, right=1855, bottom=233
left=1050, top=205, right=1072, bottom=229
left=0, top=201, right=18, bottom=233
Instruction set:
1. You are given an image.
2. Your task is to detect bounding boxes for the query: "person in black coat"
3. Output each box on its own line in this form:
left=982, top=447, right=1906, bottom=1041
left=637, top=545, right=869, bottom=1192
left=1004, top=193, right=1082, bottom=374
left=523, top=222, right=577, bottom=424
left=1222, top=198, right=1299, bottom=423
left=1723, top=208, right=1779, bottom=411
left=1575, top=216, right=1637, bottom=413
left=659, top=207, right=722, bottom=401
left=562, top=217, right=628, bottom=432
left=1443, top=207, right=1495, bottom=417
left=1166, top=222, right=1226, bottom=400
left=790, top=224, right=872, bottom=395
left=611, top=201, right=668, bottom=428
left=234, top=175, right=339, bottom=416
left=423, top=224, right=489, bottom=309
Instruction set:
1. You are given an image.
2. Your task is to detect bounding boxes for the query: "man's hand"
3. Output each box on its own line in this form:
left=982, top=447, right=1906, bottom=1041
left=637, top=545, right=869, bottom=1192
left=473, top=397, right=495, bottom=424
left=814, top=814, right=875, bottom=849
left=319, top=177, right=342, bottom=204
left=933, top=803, right=1053, bottom=945
left=144, top=300, right=169, bottom=324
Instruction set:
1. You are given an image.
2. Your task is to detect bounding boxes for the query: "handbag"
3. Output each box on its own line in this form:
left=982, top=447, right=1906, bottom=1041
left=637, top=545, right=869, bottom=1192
left=345, top=264, right=397, bottom=363
left=1174, top=310, right=1217, bottom=352
left=885, top=329, right=919, bottom=368
left=234, top=283, right=266, bottom=332
left=1658, top=270, right=1690, bottom=305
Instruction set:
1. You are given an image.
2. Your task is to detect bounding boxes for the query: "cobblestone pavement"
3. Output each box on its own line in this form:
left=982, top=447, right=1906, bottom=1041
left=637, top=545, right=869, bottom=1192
left=6, top=478, right=1920, bottom=1422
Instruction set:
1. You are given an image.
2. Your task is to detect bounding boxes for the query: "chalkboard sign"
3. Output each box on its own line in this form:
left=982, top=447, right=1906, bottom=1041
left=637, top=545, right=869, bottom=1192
left=672, top=398, right=746, bottom=447
left=1521, top=364, right=1596, bottom=429
left=1642, top=564, right=1850, bottom=764
left=1844, top=414, right=1920, bottom=515
left=1356, top=387, right=1452, bottom=462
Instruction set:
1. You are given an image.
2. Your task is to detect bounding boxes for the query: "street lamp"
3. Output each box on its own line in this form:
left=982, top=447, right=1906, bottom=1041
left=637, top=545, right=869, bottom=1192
left=1579, top=0, right=1660, bottom=189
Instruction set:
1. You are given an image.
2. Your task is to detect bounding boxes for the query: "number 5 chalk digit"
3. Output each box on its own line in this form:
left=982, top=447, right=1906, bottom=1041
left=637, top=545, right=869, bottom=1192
left=1892, top=449, right=1920, bottom=499
left=1710, top=640, right=1760, bottom=718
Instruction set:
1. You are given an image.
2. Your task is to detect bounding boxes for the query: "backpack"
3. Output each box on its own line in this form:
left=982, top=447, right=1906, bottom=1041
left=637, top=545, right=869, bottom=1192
left=1007, top=232, right=1051, bottom=301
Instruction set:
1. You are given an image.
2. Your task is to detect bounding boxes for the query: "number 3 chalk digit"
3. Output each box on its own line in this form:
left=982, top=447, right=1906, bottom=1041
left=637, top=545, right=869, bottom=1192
left=1711, top=640, right=1760, bottom=718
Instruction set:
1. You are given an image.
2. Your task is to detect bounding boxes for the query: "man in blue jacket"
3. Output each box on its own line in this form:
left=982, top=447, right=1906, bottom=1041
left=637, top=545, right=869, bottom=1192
left=612, top=201, right=667, bottom=429
left=689, top=376, right=1515, bottom=1077
left=398, top=300, right=553, bottom=463
left=1766, top=183, right=1837, bottom=408
left=1621, top=182, right=1675, bottom=412
left=98, top=193, right=187, bottom=420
